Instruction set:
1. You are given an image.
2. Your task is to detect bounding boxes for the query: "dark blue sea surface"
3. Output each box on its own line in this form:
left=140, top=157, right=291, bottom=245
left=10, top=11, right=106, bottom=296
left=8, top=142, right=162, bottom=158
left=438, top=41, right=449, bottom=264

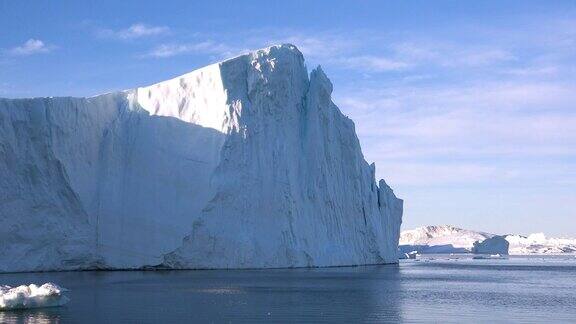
left=1, top=256, right=575, bottom=323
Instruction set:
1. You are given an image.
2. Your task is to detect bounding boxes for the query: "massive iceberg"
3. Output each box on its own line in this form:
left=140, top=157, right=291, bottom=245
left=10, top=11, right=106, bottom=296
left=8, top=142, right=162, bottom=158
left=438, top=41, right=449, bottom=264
left=0, top=44, right=403, bottom=272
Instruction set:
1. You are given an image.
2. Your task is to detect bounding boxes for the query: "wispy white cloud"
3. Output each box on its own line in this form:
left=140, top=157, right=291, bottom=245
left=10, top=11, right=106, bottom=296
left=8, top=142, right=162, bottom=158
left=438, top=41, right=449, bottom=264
left=378, top=162, right=501, bottom=186
left=276, top=33, right=361, bottom=59
left=503, top=66, right=559, bottom=77
left=98, top=23, right=170, bottom=40
left=378, top=159, right=575, bottom=188
left=7, top=39, right=54, bottom=56
left=238, top=31, right=517, bottom=72
left=143, top=29, right=513, bottom=73
left=454, top=49, right=515, bottom=66
left=336, top=79, right=576, bottom=186
left=392, top=42, right=516, bottom=68
left=231, top=32, right=409, bottom=72
left=331, top=55, right=411, bottom=72
left=261, top=33, right=412, bottom=72
left=144, top=41, right=241, bottom=59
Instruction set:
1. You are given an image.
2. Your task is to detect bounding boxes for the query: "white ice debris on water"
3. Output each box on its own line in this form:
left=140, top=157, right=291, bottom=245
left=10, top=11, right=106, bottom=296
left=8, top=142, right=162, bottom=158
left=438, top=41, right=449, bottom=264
left=0, top=44, right=402, bottom=272
left=0, top=283, right=69, bottom=310
left=472, top=254, right=504, bottom=260
left=400, top=225, right=576, bottom=255
left=398, top=251, right=418, bottom=260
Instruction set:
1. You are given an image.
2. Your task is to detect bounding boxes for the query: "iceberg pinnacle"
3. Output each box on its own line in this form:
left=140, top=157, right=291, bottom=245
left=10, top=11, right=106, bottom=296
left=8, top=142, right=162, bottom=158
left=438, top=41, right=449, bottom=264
left=0, top=44, right=403, bottom=272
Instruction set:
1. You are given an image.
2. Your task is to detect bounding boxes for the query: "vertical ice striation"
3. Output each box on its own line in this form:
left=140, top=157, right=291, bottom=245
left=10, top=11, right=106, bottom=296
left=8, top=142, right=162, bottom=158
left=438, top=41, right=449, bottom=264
left=0, top=44, right=402, bottom=272
left=162, top=45, right=403, bottom=268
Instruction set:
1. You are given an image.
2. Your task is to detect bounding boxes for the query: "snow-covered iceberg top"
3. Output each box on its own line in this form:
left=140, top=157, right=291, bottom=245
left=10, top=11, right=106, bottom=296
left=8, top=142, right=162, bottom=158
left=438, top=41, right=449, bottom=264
left=0, top=283, right=69, bottom=310
left=400, top=225, right=576, bottom=255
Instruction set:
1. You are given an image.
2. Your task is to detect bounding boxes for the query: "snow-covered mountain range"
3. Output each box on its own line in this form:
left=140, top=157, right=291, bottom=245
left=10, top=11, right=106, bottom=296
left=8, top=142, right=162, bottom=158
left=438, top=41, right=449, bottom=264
left=400, top=225, right=576, bottom=255
left=0, top=44, right=403, bottom=272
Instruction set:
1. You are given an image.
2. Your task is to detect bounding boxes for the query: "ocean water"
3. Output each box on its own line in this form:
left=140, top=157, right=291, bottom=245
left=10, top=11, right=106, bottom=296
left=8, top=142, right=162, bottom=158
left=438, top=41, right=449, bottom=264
left=1, top=256, right=575, bottom=323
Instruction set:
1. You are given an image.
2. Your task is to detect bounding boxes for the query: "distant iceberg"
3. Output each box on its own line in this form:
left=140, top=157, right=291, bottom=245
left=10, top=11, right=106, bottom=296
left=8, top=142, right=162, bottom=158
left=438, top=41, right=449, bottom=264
left=506, top=233, right=576, bottom=254
left=399, top=225, right=492, bottom=254
left=400, top=225, right=576, bottom=255
left=0, top=283, right=69, bottom=310
left=472, top=236, right=509, bottom=255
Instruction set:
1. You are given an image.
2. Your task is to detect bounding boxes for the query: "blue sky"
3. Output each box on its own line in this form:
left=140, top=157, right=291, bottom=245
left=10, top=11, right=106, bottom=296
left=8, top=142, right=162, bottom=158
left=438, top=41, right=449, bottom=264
left=1, top=1, right=575, bottom=236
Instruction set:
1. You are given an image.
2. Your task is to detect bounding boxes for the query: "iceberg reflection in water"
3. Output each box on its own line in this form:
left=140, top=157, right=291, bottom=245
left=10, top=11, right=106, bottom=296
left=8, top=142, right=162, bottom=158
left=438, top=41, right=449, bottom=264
left=1, top=256, right=575, bottom=323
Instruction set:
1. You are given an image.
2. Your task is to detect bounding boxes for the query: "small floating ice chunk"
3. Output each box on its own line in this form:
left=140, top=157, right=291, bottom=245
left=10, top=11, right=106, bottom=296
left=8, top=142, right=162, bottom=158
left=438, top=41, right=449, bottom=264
left=398, top=250, right=418, bottom=260
left=472, top=254, right=504, bottom=260
left=406, top=251, right=418, bottom=259
left=0, top=283, right=69, bottom=310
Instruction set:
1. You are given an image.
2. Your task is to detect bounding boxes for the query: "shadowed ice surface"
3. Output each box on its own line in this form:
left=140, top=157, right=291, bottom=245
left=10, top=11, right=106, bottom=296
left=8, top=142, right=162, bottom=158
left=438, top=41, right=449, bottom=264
left=0, top=256, right=575, bottom=323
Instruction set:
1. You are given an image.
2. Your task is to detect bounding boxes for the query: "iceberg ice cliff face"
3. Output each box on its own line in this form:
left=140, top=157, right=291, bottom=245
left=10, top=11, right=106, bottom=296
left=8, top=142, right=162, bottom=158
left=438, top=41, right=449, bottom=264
left=0, top=44, right=402, bottom=272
